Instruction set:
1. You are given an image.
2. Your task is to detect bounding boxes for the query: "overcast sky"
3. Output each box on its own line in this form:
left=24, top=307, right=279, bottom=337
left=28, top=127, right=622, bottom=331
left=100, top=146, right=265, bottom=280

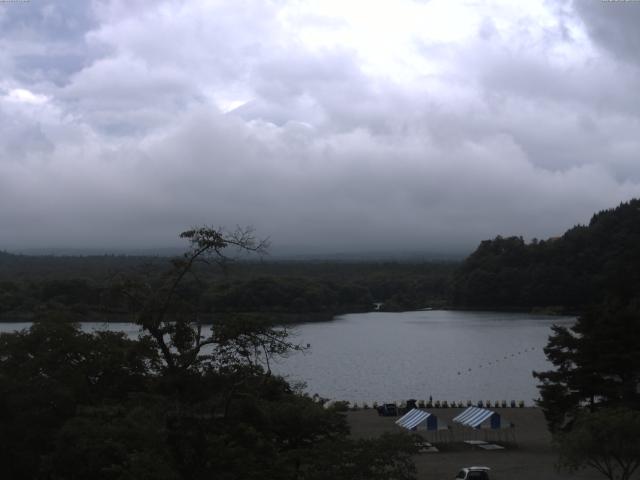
left=1, top=0, right=639, bottom=255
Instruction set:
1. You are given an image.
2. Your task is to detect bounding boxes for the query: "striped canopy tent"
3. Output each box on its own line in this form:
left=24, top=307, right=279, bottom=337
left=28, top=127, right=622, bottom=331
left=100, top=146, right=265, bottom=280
left=453, top=407, right=501, bottom=429
left=395, top=408, right=438, bottom=431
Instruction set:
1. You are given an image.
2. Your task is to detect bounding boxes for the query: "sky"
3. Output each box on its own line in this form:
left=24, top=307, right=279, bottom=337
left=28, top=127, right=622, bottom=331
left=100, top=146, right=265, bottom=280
left=1, top=0, right=639, bottom=255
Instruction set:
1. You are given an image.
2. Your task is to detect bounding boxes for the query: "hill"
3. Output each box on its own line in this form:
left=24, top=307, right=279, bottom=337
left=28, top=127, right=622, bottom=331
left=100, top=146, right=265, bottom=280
left=452, top=198, right=640, bottom=311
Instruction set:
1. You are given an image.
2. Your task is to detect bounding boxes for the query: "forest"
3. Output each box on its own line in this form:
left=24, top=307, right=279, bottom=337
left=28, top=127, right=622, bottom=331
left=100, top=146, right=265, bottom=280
left=0, top=228, right=418, bottom=479
left=0, top=252, right=454, bottom=322
left=2, top=199, right=640, bottom=321
left=452, top=198, right=640, bottom=312
left=1, top=201, right=639, bottom=479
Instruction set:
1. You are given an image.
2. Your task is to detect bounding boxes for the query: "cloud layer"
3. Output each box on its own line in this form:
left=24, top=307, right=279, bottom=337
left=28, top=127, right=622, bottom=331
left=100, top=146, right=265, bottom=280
left=1, top=0, right=639, bottom=253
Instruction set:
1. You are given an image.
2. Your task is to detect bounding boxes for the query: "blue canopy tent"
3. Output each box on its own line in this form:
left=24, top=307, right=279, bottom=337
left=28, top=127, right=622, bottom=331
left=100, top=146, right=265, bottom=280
left=452, top=406, right=515, bottom=444
left=453, top=406, right=501, bottom=429
left=395, top=409, right=451, bottom=443
left=395, top=408, right=437, bottom=431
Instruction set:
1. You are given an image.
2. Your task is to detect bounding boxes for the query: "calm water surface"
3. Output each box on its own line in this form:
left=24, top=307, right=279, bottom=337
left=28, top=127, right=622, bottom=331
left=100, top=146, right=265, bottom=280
left=273, top=310, right=573, bottom=404
left=0, top=310, right=572, bottom=404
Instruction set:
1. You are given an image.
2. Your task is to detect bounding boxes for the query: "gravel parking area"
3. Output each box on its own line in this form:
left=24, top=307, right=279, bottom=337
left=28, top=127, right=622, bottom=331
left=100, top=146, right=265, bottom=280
left=347, top=408, right=605, bottom=480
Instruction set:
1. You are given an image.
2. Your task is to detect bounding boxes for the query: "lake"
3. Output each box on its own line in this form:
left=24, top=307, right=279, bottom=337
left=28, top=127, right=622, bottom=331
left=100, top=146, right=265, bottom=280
left=274, top=310, right=573, bottom=405
left=0, top=310, right=572, bottom=405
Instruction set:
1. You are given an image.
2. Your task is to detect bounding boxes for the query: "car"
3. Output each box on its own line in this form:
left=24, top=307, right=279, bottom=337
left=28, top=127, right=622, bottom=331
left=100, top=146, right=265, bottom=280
left=376, top=403, right=398, bottom=416
left=455, top=466, right=491, bottom=480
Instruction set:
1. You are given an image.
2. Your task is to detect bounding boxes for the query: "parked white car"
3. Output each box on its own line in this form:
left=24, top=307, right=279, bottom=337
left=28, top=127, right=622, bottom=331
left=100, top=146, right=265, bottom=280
left=455, top=466, right=490, bottom=480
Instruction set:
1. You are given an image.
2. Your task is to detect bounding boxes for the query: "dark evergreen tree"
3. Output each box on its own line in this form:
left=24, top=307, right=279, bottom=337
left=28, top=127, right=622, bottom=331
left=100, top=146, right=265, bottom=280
left=534, top=299, right=640, bottom=432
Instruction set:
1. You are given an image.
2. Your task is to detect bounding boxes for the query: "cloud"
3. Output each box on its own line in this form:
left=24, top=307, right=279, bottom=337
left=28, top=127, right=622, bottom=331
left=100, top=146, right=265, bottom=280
left=572, top=0, right=640, bottom=65
left=0, top=0, right=639, bottom=253
left=0, top=0, right=98, bottom=85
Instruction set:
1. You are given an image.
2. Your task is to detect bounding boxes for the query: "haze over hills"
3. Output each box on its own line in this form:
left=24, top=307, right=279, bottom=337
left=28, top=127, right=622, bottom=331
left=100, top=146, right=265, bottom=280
left=2, top=198, right=638, bottom=319
left=5, top=245, right=468, bottom=262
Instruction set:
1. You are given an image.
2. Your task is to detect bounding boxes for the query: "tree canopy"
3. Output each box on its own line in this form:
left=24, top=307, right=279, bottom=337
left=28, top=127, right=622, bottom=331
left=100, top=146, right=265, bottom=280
left=557, top=408, right=640, bottom=480
left=534, top=299, right=640, bottom=432
left=0, top=227, right=418, bottom=479
left=452, top=198, right=640, bottom=311
left=535, top=298, right=640, bottom=480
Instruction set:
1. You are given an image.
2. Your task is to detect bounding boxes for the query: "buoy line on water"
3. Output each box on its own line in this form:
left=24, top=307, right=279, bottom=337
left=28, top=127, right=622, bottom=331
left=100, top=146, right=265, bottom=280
left=456, top=346, right=538, bottom=376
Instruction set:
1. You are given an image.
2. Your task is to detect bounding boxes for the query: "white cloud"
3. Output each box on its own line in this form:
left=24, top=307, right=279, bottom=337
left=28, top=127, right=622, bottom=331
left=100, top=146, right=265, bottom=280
left=4, top=88, right=49, bottom=104
left=0, top=0, right=639, bottom=252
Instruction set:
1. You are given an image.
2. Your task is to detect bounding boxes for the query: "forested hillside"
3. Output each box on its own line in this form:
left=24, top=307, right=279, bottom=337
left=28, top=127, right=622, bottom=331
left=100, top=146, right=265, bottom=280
left=3, top=198, right=639, bottom=320
left=0, top=251, right=455, bottom=321
left=452, top=199, right=640, bottom=311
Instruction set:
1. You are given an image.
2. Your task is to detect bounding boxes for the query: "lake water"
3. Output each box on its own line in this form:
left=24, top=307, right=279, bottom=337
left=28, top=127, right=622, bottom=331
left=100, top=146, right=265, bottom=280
left=274, top=310, right=573, bottom=405
left=0, top=310, right=572, bottom=405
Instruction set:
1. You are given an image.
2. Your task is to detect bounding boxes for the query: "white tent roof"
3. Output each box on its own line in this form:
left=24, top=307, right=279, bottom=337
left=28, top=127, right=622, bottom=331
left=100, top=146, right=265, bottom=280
left=395, top=408, right=432, bottom=430
left=452, top=407, right=495, bottom=428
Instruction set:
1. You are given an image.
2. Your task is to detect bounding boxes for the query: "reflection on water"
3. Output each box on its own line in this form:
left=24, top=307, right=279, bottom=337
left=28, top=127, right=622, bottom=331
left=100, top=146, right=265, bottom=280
left=0, top=310, right=573, bottom=404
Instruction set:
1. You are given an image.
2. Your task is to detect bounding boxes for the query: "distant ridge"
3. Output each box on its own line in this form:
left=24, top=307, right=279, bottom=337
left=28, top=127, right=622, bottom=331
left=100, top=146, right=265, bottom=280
left=4, top=246, right=466, bottom=262
left=8, top=247, right=185, bottom=257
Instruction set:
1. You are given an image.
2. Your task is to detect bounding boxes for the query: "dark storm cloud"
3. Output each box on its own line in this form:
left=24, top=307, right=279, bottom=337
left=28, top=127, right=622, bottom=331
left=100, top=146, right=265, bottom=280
left=0, top=0, right=639, bottom=253
left=573, top=0, right=640, bottom=65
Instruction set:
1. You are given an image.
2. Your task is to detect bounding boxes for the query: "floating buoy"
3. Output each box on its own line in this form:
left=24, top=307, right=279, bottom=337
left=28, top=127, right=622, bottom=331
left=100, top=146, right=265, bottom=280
left=454, top=345, right=540, bottom=378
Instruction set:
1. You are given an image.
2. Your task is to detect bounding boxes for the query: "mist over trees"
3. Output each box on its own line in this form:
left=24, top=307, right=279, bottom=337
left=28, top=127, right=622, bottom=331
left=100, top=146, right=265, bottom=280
left=3, top=198, right=640, bottom=320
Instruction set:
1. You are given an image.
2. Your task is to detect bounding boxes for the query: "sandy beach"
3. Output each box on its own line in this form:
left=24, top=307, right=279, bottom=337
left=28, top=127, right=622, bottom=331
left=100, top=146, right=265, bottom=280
left=347, top=408, right=605, bottom=480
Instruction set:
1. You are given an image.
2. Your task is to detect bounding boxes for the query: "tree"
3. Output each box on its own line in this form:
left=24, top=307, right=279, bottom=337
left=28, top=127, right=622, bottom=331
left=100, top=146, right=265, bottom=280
left=114, top=226, right=276, bottom=374
left=0, top=317, right=157, bottom=480
left=452, top=198, right=640, bottom=311
left=296, top=433, right=417, bottom=480
left=533, top=300, right=640, bottom=432
left=0, top=226, right=419, bottom=479
left=557, top=408, right=640, bottom=480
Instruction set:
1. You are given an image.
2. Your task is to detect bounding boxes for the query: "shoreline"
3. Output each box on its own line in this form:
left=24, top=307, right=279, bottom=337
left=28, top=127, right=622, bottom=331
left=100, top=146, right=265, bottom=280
left=0, top=306, right=577, bottom=324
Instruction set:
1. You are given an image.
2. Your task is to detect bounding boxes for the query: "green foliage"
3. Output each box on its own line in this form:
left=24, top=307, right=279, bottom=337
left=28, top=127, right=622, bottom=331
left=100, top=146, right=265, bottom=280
left=534, top=300, right=640, bottom=432
left=0, top=251, right=455, bottom=321
left=0, top=320, right=417, bottom=479
left=0, top=227, right=418, bottom=479
left=453, top=198, right=640, bottom=310
left=204, top=276, right=374, bottom=314
left=296, top=433, right=417, bottom=480
left=49, top=403, right=179, bottom=480
left=0, top=320, right=157, bottom=480
left=557, top=408, right=640, bottom=480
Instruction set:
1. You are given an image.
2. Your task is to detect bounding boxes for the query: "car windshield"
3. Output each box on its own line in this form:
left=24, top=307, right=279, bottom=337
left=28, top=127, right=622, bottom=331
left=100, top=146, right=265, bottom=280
left=468, top=472, right=489, bottom=480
